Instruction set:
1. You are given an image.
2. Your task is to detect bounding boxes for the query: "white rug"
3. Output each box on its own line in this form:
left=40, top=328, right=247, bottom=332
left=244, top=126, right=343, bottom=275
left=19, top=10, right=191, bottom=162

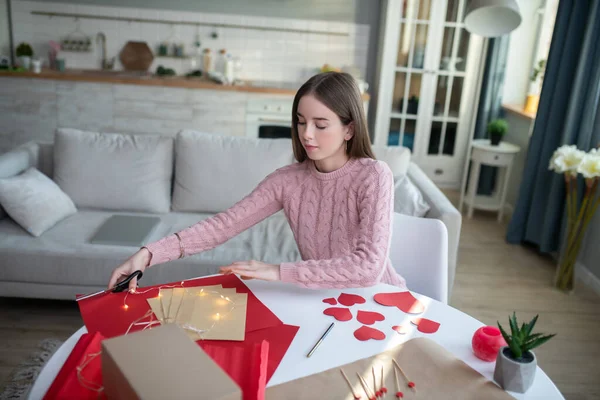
left=0, top=339, right=62, bottom=400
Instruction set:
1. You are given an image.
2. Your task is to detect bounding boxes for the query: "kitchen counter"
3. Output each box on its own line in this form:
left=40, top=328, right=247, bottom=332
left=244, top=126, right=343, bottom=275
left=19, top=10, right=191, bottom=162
left=0, top=69, right=370, bottom=100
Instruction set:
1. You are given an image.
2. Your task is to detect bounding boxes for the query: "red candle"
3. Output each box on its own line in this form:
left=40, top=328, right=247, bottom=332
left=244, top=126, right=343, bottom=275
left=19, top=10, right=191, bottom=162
left=472, top=326, right=507, bottom=362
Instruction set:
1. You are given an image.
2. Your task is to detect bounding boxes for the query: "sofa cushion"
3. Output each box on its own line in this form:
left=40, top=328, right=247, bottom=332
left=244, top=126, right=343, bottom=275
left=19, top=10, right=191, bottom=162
left=0, top=210, right=300, bottom=287
left=393, top=174, right=431, bottom=218
left=372, top=145, right=411, bottom=176
left=0, top=167, right=77, bottom=237
left=173, top=130, right=294, bottom=213
left=53, top=128, right=174, bottom=213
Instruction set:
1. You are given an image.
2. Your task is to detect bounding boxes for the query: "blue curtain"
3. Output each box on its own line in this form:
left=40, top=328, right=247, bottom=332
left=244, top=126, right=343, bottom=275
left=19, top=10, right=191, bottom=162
left=471, top=36, right=510, bottom=195
left=506, top=0, right=600, bottom=252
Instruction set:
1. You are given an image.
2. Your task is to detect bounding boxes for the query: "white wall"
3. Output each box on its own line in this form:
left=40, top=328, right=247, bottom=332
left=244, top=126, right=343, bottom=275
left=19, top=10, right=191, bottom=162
left=10, top=0, right=370, bottom=83
left=0, top=0, right=9, bottom=56
left=502, top=0, right=544, bottom=107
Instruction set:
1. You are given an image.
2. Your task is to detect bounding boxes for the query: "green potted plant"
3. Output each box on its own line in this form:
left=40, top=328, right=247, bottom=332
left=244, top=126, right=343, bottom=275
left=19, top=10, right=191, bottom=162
left=494, top=313, right=555, bottom=393
left=16, top=42, right=34, bottom=70
left=487, top=119, right=508, bottom=146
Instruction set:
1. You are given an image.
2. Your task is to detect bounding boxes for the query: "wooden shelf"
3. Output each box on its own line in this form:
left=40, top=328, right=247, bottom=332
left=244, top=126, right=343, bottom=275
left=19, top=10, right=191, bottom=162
left=502, top=103, right=536, bottom=120
left=0, top=69, right=371, bottom=101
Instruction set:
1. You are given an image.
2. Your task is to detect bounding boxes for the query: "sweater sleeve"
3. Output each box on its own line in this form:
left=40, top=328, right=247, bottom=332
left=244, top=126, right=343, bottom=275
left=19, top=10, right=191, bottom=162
left=279, top=162, right=394, bottom=288
left=143, top=170, right=285, bottom=266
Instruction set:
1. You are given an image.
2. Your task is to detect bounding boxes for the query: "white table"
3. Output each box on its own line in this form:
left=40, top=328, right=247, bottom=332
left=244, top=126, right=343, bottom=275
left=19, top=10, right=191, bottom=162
left=459, top=139, right=521, bottom=222
left=28, top=281, right=563, bottom=399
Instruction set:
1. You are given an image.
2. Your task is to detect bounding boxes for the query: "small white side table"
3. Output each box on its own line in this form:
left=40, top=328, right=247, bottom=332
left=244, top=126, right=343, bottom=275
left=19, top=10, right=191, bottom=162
left=459, top=139, right=521, bottom=222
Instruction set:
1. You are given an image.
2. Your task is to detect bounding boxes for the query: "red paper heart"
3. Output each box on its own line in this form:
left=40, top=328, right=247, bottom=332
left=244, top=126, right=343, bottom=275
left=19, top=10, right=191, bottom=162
left=411, top=318, right=440, bottom=334
left=373, top=292, right=425, bottom=314
left=357, top=310, right=385, bottom=325
left=322, top=297, right=337, bottom=305
left=323, top=307, right=352, bottom=321
left=338, top=293, right=366, bottom=307
left=392, top=325, right=409, bottom=335
left=354, top=325, right=386, bottom=341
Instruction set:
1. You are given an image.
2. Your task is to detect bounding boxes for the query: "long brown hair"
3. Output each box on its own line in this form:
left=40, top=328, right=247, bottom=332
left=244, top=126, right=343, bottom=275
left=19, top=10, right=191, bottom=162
left=291, top=72, right=376, bottom=162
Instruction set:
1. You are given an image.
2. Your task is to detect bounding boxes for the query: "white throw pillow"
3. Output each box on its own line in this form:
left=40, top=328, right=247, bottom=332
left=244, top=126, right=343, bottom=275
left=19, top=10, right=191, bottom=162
left=0, top=167, right=77, bottom=236
left=372, top=145, right=412, bottom=176
left=173, top=130, right=295, bottom=213
left=393, top=175, right=431, bottom=217
left=53, top=128, right=174, bottom=213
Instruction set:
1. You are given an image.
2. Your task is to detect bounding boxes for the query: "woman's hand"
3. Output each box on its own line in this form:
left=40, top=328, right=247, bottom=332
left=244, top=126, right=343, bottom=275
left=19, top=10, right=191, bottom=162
left=219, top=260, right=281, bottom=282
left=107, top=248, right=151, bottom=292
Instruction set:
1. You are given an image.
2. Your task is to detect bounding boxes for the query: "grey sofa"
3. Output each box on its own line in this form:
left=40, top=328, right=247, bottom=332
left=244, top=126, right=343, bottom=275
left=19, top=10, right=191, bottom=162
left=0, top=129, right=461, bottom=300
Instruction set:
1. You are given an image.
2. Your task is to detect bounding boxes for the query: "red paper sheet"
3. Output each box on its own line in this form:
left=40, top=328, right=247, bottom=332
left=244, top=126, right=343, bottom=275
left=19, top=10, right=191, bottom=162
left=77, top=274, right=283, bottom=338
left=43, top=332, right=104, bottom=400
left=199, top=324, right=299, bottom=386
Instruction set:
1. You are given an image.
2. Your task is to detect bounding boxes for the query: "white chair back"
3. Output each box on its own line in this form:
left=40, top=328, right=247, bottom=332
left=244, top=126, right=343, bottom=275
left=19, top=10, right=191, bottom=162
left=389, top=212, right=449, bottom=303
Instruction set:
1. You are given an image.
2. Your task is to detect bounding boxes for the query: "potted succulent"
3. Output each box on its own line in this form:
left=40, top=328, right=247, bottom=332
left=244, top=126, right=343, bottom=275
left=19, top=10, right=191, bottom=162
left=494, top=313, right=555, bottom=393
left=487, top=119, right=508, bottom=146
left=16, top=42, right=34, bottom=70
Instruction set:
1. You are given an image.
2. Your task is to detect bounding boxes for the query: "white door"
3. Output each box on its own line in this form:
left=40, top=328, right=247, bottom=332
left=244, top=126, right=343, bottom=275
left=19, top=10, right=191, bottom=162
left=373, top=0, right=485, bottom=188
left=414, top=0, right=483, bottom=186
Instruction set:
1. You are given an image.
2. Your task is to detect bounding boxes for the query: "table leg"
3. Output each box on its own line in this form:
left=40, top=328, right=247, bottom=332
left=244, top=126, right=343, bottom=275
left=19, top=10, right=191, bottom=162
left=467, top=161, right=481, bottom=219
left=498, top=162, right=513, bottom=223
left=459, top=153, right=472, bottom=214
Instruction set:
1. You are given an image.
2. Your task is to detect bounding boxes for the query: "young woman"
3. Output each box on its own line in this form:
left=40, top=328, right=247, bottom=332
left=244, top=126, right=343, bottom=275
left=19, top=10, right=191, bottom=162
left=108, top=72, right=407, bottom=291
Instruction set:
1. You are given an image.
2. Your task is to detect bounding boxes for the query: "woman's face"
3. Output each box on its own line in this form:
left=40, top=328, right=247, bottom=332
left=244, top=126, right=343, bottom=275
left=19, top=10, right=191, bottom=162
left=297, top=94, right=353, bottom=163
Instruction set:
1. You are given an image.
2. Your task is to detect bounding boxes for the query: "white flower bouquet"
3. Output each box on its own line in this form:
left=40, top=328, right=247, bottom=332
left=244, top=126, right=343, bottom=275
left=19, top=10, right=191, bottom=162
left=549, top=145, right=600, bottom=291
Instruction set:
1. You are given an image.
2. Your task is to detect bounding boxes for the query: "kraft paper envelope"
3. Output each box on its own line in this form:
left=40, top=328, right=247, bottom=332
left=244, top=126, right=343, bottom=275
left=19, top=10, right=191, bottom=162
left=154, top=286, right=236, bottom=323
left=185, top=292, right=248, bottom=341
left=147, top=286, right=235, bottom=323
left=147, top=291, right=248, bottom=341
left=167, top=286, right=237, bottom=324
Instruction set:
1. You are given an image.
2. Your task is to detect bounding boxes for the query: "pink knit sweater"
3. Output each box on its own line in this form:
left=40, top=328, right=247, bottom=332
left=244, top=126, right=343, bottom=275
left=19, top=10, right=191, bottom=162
left=143, top=157, right=407, bottom=289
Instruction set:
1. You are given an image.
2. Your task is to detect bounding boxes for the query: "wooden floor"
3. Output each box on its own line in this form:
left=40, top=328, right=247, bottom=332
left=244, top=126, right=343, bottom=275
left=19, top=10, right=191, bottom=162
left=1, top=191, right=599, bottom=399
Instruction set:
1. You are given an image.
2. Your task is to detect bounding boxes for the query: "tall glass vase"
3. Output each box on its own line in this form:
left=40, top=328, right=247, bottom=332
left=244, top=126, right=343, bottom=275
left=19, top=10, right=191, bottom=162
left=554, top=177, right=599, bottom=292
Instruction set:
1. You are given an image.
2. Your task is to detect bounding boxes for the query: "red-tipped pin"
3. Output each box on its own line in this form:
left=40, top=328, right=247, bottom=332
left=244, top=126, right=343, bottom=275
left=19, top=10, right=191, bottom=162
left=340, top=369, right=362, bottom=400
left=408, top=382, right=415, bottom=389
left=380, top=365, right=387, bottom=394
left=395, top=391, right=404, bottom=398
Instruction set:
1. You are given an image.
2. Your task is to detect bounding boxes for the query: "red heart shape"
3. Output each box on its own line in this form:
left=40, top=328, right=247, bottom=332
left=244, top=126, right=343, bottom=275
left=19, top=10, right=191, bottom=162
left=411, top=318, right=440, bottom=334
left=354, top=325, right=386, bottom=341
left=338, top=293, right=366, bottom=307
left=392, top=325, right=409, bottom=335
left=357, top=310, right=385, bottom=325
left=323, top=307, right=352, bottom=321
left=322, top=297, right=337, bottom=305
left=373, top=292, right=425, bottom=314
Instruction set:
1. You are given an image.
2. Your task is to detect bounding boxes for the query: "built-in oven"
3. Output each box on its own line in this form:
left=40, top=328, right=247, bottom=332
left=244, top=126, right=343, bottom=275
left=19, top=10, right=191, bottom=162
left=245, top=99, right=293, bottom=139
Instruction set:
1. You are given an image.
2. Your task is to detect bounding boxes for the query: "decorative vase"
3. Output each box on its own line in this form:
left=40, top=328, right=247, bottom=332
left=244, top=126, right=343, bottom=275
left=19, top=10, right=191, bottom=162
left=552, top=169, right=600, bottom=293
left=493, top=347, right=537, bottom=393
left=524, top=94, right=539, bottom=114
left=472, top=326, right=507, bottom=362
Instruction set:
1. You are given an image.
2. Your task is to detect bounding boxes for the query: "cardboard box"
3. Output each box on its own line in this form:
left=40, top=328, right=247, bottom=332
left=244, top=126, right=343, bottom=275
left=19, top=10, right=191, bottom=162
left=102, top=324, right=241, bottom=400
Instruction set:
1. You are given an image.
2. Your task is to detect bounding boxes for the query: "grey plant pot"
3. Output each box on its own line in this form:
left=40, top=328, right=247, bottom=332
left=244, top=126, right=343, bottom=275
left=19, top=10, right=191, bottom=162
left=494, top=347, right=537, bottom=393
